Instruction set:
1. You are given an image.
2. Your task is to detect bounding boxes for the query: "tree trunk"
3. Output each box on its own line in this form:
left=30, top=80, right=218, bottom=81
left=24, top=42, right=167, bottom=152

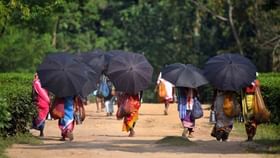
left=227, top=0, right=244, bottom=55
left=272, top=39, right=280, bottom=72
left=194, top=8, right=201, bottom=37
left=52, top=17, right=60, bottom=48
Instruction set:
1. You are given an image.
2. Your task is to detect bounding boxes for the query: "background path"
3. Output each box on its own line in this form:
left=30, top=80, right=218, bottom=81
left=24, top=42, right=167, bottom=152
left=6, top=103, right=278, bottom=158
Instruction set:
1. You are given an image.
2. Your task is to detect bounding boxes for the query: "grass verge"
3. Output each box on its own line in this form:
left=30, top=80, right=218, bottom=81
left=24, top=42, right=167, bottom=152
left=0, top=133, right=41, bottom=158
left=233, top=122, right=280, bottom=154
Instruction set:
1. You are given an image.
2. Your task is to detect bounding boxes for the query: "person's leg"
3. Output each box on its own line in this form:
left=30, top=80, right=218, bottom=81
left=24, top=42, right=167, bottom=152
left=109, top=100, right=114, bottom=116
left=39, top=122, right=45, bottom=137
left=245, top=122, right=257, bottom=141
left=164, top=101, right=169, bottom=115
left=221, top=125, right=232, bottom=142
left=188, top=128, right=194, bottom=138
left=211, top=125, right=217, bottom=138
left=101, top=97, right=105, bottom=112
left=96, top=97, right=100, bottom=112
left=182, top=128, right=187, bottom=137
left=105, top=101, right=110, bottom=116
left=128, top=122, right=136, bottom=137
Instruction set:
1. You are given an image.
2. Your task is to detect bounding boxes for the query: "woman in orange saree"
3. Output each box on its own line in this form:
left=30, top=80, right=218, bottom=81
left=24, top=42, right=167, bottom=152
left=117, top=92, right=142, bottom=137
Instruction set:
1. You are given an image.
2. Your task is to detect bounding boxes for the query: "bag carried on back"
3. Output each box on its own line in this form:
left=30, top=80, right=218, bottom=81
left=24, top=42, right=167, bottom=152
left=223, top=92, right=241, bottom=117
left=116, top=93, right=140, bottom=119
left=158, top=81, right=166, bottom=98
left=97, top=77, right=109, bottom=97
left=50, top=97, right=64, bottom=120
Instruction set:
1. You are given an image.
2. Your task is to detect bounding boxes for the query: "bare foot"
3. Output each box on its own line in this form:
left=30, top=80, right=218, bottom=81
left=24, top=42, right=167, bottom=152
left=59, top=137, right=66, bottom=141
left=67, top=132, right=74, bottom=141
left=164, top=110, right=168, bottom=115
left=128, top=130, right=135, bottom=137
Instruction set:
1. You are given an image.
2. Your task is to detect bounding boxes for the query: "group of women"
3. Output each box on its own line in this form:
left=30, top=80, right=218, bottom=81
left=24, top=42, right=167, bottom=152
left=157, top=73, right=263, bottom=142
left=32, top=73, right=86, bottom=141
left=32, top=71, right=263, bottom=142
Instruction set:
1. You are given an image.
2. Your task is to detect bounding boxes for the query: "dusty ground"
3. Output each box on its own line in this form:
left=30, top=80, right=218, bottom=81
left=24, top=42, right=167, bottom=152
left=6, top=103, right=279, bottom=158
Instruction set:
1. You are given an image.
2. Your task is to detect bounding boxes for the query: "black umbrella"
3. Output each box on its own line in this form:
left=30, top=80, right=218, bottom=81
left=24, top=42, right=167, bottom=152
left=75, top=50, right=106, bottom=74
left=106, top=52, right=153, bottom=94
left=161, top=63, right=208, bottom=88
left=79, top=64, right=100, bottom=97
left=203, top=53, right=257, bottom=91
left=37, top=53, right=90, bottom=97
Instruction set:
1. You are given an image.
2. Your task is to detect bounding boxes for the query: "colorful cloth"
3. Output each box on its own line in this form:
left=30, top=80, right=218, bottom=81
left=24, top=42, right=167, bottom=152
left=32, top=78, right=50, bottom=130
left=177, top=88, right=195, bottom=128
left=242, top=80, right=260, bottom=140
left=123, top=111, right=139, bottom=132
left=121, top=93, right=141, bottom=132
left=59, top=96, right=75, bottom=138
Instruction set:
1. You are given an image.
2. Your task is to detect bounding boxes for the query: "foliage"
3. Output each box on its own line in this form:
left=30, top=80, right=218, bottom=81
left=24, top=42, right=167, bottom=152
left=0, top=73, right=36, bottom=136
left=258, top=73, right=280, bottom=124
left=0, top=0, right=279, bottom=73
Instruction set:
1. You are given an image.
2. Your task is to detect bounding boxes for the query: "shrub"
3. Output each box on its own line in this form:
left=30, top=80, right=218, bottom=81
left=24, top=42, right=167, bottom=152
left=258, top=73, right=280, bottom=124
left=0, top=73, right=36, bottom=136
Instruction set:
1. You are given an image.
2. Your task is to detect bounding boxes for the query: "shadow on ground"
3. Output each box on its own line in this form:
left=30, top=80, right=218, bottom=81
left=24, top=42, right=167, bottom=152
left=17, top=136, right=278, bottom=154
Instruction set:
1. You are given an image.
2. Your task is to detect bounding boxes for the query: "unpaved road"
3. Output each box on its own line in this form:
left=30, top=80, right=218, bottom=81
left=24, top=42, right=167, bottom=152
left=6, top=103, right=279, bottom=158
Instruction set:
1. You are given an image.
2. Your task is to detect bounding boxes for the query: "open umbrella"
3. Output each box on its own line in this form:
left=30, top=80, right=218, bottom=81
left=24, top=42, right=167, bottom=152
left=79, top=64, right=100, bottom=97
left=203, top=53, right=257, bottom=91
left=161, top=63, right=208, bottom=88
left=37, top=53, right=90, bottom=97
left=106, top=52, right=153, bottom=94
left=75, top=50, right=106, bottom=74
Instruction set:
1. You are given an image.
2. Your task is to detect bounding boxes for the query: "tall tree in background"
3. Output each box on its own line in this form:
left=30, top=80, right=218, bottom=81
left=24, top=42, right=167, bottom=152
left=0, top=0, right=279, bottom=72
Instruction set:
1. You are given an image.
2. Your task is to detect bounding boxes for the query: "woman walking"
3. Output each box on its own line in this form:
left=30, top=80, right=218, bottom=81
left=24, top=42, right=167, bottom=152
left=104, top=78, right=115, bottom=116
left=177, top=87, right=198, bottom=138
left=241, top=79, right=269, bottom=141
left=56, top=96, right=75, bottom=141
left=157, top=72, right=174, bottom=115
left=211, top=90, right=239, bottom=141
left=32, top=73, right=50, bottom=137
left=117, top=92, right=142, bottom=137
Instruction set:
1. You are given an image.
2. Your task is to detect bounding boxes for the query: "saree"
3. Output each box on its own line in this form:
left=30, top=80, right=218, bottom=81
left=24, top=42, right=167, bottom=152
left=32, top=79, right=50, bottom=130
left=214, top=91, right=234, bottom=134
left=121, top=94, right=141, bottom=132
left=59, top=96, right=75, bottom=138
left=177, top=88, right=195, bottom=129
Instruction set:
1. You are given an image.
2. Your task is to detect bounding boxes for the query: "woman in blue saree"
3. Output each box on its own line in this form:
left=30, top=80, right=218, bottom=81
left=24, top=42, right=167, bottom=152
left=59, top=96, right=75, bottom=141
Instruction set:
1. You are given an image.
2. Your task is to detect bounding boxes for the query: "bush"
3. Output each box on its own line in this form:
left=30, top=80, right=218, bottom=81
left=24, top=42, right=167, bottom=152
left=0, top=73, right=36, bottom=136
left=258, top=73, right=280, bottom=124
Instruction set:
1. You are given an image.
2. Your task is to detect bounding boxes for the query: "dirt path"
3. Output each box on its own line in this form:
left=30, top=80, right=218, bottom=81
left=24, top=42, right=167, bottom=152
left=6, top=103, right=278, bottom=158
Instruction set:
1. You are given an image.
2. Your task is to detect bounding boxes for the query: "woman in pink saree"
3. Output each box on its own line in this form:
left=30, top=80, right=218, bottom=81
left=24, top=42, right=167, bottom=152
left=32, top=73, right=50, bottom=137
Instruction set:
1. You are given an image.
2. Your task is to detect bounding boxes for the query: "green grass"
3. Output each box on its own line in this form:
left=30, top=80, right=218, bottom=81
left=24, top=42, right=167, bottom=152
left=0, top=133, right=41, bottom=158
left=233, top=122, right=280, bottom=154
left=156, top=136, right=195, bottom=146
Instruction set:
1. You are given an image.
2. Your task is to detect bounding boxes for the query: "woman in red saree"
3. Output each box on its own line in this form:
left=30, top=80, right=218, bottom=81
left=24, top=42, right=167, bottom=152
left=117, top=92, right=142, bottom=137
left=32, top=73, right=50, bottom=137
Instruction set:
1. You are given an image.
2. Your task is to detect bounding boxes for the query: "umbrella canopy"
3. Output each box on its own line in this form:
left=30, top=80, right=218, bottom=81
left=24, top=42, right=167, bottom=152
left=161, top=63, right=208, bottom=88
left=37, top=53, right=91, bottom=97
left=79, top=64, right=100, bottom=97
left=76, top=50, right=106, bottom=74
left=106, top=52, right=153, bottom=94
left=203, top=53, right=257, bottom=91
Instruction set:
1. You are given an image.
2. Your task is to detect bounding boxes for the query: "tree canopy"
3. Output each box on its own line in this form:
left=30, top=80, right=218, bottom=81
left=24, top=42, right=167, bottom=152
left=0, top=0, right=279, bottom=73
